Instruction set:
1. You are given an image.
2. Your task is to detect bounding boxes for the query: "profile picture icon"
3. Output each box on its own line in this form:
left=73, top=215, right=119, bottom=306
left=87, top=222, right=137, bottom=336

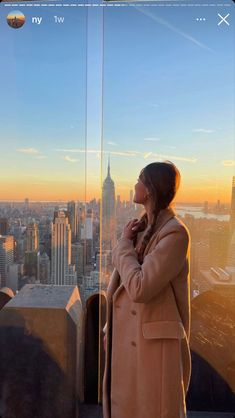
left=7, top=11, right=26, bottom=29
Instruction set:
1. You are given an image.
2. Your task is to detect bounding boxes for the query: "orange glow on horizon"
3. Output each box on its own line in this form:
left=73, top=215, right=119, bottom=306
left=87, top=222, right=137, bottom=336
left=0, top=181, right=232, bottom=204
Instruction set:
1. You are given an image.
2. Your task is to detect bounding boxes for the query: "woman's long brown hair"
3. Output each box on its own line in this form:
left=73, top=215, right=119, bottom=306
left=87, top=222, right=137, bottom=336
left=134, top=161, right=181, bottom=264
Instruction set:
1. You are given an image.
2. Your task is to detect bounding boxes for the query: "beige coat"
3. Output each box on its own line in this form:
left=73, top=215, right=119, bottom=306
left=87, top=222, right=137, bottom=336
left=102, top=207, right=191, bottom=418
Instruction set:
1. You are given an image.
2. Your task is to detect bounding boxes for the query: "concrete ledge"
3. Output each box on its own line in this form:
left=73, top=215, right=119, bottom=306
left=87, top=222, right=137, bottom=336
left=0, top=284, right=84, bottom=418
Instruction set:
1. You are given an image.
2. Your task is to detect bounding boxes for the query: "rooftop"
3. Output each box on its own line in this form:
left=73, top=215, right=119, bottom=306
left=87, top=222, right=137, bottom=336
left=9, top=284, right=80, bottom=308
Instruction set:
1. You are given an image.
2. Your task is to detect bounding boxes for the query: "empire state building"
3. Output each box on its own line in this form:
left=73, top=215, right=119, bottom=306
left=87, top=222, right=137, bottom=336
left=102, top=159, right=117, bottom=250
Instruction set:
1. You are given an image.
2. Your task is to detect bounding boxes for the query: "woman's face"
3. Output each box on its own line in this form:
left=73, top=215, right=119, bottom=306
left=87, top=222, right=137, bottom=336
left=133, top=175, right=149, bottom=205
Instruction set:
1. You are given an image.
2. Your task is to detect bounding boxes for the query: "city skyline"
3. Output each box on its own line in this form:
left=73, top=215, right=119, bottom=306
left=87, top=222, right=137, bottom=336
left=0, top=177, right=234, bottom=288
left=0, top=170, right=234, bottom=208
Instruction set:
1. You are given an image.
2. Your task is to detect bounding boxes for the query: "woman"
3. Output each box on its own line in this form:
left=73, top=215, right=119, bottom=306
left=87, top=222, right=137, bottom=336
left=102, top=161, right=191, bottom=418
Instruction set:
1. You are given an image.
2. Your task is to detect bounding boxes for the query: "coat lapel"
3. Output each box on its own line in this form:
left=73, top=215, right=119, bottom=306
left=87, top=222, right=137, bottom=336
left=106, top=268, right=121, bottom=302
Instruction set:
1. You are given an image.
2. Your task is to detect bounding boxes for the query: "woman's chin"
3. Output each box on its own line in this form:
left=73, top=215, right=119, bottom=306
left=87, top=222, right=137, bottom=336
left=133, top=198, right=142, bottom=205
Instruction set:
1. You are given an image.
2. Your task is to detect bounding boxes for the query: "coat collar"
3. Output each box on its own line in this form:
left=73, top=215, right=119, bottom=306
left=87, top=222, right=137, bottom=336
left=150, top=206, right=176, bottom=236
left=141, top=206, right=176, bottom=256
left=110, top=206, right=176, bottom=302
left=137, top=206, right=176, bottom=256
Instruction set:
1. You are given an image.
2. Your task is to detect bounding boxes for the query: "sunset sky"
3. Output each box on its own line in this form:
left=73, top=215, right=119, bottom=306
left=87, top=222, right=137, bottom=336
left=0, top=2, right=234, bottom=203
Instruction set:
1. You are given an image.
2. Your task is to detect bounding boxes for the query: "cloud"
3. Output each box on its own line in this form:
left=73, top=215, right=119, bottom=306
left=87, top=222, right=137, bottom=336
left=150, top=153, right=197, bottom=163
left=222, top=160, right=235, bottom=167
left=16, top=148, right=48, bottom=159
left=17, top=147, right=40, bottom=155
left=55, top=148, right=84, bottom=153
left=144, top=152, right=153, bottom=159
left=63, top=156, right=79, bottom=163
left=106, top=141, right=117, bottom=146
left=193, top=129, right=215, bottom=134
left=109, top=150, right=140, bottom=157
left=144, top=137, right=161, bottom=142
left=148, top=103, right=159, bottom=108
left=55, top=148, right=140, bottom=158
left=129, top=102, right=160, bottom=110
left=32, top=182, right=48, bottom=186
left=55, top=148, right=197, bottom=163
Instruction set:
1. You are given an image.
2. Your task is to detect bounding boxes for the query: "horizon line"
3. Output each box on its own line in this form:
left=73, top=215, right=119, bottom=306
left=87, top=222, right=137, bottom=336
left=0, top=199, right=231, bottom=205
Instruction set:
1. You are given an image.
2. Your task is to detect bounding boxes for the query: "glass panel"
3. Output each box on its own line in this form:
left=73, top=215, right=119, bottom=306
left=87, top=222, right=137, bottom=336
left=102, top=1, right=235, bottom=412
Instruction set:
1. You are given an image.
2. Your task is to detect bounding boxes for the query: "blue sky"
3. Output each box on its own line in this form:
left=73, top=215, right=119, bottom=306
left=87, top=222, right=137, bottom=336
left=0, top=2, right=234, bottom=202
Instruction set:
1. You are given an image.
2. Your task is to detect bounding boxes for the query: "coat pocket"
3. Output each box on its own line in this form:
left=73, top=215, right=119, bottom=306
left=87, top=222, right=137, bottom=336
left=142, top=320, right=186, bottom=340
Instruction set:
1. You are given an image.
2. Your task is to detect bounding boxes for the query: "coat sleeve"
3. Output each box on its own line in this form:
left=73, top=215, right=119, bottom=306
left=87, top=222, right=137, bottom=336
left=112, top=226, right=189, bottom=303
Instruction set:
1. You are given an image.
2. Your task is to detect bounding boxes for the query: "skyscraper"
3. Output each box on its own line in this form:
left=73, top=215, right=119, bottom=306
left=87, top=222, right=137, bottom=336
left=81, top=209, right=93, bottom=241
left=81, top=209, right=94, bottom=267
left=24, top=251, right=38, bottom=279
left=51, top=211, right=76, bottom=285
left=26, top=223, right=39, bottom=252
left=102, top=158, right=116, bottom=250
left=71, top=242, right=84, bottom=280
left=76, top=202, right=85, bottom=242
left=37, top=251, right=50, bottom=284
left=67, top=201, right=78, bottom=243
left=0, top=235, right=14, bottom=287
left=0, top=218, right=9, bottom=236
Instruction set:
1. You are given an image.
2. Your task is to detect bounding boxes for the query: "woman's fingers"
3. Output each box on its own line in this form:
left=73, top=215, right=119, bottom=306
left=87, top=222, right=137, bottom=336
left=131, top=225, right=138, bottom=231
left=123, top=219, right=140, bottom=240
left=130, top=219, right=140, bottom=230
left=126, top=219, right=139, bottom=227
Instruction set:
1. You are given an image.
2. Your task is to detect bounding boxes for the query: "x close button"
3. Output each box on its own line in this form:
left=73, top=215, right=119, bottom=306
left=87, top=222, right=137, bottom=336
left=218, top=13, right=230, bottom=26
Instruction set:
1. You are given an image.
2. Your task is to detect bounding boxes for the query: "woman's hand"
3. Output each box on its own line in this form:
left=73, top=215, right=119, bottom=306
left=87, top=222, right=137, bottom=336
left=122, top=219, right=140, bottom=241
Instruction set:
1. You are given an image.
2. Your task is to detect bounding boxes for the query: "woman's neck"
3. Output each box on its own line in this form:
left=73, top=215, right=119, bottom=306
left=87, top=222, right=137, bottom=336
left=144, top=201, right=154, bottom=226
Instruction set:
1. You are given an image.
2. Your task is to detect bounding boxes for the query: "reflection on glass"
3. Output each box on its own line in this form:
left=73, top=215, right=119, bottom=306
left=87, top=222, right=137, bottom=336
left=101, top=4, right=235, bottom=412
